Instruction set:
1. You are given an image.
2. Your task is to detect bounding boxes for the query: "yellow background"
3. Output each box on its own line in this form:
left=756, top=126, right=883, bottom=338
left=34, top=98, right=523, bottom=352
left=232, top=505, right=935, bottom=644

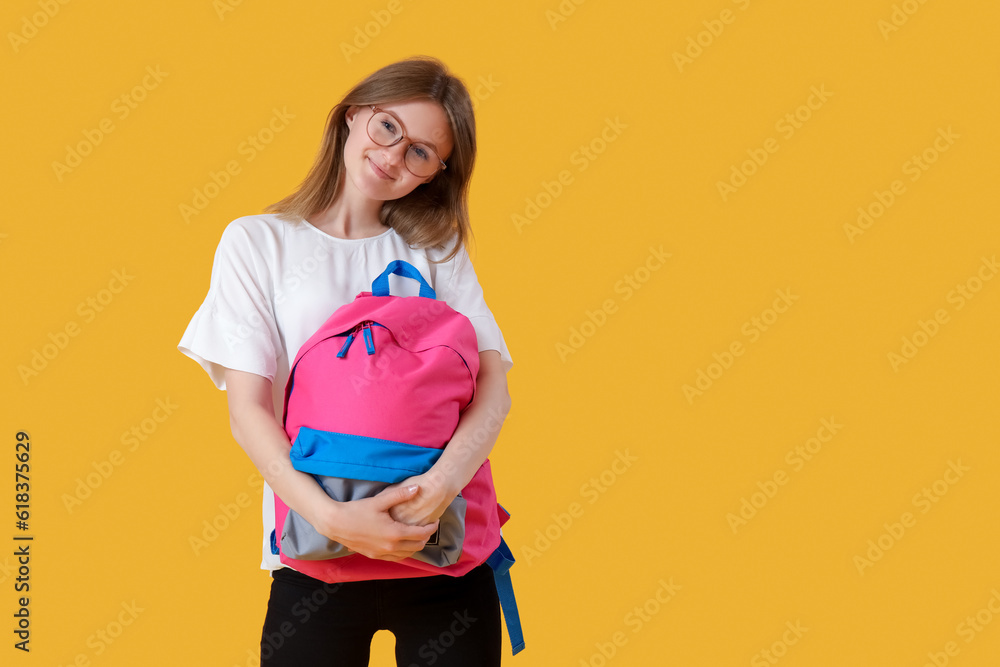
left=3, top=0, right=999, bottom=664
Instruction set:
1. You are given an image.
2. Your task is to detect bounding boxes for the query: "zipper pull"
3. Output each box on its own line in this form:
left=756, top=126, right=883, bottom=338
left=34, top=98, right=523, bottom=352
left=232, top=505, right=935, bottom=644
left=362, top=321, right=375, bottom=355
left=336, top=331, right=356, bottom=358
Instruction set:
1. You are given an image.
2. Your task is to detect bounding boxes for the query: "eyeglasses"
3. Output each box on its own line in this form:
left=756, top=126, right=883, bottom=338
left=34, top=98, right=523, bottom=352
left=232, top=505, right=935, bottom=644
left=366, top=105, right=447, bottom=178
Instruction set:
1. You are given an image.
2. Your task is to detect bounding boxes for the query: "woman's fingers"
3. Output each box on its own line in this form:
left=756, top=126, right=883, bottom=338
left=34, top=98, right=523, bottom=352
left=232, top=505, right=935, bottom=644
left=374, top=483, right=420, bottom=511
left=334, top=505, right=439, bottom=560
left=373, top=522, right=439, bottom=560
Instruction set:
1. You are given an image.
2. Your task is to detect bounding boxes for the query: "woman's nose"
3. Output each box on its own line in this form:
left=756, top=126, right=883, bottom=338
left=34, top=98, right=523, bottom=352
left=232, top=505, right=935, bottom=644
left=381, top=143, right=406, bottom=166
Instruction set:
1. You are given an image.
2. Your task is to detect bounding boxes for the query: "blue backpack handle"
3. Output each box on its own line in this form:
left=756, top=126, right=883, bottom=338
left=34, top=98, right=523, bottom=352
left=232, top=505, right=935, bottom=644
left=371, top=260, right=436, bottom=299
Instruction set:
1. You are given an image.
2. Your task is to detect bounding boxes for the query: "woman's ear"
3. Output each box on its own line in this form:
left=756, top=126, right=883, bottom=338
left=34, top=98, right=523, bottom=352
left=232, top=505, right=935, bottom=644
left=345, top=105, right=359, bottom=129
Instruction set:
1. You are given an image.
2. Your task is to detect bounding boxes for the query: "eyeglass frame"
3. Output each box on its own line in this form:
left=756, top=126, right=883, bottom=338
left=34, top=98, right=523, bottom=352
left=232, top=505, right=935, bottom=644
left=366, top=105, right=448, bottom=177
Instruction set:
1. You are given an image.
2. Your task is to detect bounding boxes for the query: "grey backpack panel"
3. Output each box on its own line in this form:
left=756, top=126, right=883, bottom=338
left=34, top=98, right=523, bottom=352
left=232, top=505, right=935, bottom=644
left=281, top=476, right=467, bottom=567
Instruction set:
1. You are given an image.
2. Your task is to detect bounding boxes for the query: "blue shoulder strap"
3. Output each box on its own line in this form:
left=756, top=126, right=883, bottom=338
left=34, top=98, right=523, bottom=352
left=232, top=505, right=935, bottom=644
left=371, top=260, right=436, bottom=299
left=487, top=537, right=526, bottom=655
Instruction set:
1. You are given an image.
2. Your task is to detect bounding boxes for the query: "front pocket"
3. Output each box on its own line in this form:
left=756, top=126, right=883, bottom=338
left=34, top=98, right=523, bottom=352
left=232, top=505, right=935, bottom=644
left=281, top=428, right=467, bottom=567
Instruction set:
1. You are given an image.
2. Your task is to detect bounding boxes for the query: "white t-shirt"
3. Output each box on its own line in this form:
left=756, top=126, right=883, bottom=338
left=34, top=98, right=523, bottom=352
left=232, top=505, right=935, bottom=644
left=177, top=213, right=513, bottom=572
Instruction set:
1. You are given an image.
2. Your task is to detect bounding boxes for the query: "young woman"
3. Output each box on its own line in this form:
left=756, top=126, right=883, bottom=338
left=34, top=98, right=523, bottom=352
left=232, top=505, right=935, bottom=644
left=178, top=55, right=513, bottom=665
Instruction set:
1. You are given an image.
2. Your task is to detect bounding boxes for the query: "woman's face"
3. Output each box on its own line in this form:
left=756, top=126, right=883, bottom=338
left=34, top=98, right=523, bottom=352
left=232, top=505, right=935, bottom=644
left=343, top=99, right=454, bottom=201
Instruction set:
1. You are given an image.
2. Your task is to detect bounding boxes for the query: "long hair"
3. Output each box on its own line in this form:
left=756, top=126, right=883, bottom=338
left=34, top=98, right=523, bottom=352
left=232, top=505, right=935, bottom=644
left=264, top=55, right=476, bottom=262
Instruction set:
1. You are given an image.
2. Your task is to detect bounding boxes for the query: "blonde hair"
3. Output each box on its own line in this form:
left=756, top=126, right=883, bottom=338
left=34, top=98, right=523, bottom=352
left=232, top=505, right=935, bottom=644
left=264, top=55, right=476, bottom=262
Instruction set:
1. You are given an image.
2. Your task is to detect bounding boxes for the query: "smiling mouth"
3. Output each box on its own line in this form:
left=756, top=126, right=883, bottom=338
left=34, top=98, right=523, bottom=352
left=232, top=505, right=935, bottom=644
left=368, top=157, right=393, bottom=180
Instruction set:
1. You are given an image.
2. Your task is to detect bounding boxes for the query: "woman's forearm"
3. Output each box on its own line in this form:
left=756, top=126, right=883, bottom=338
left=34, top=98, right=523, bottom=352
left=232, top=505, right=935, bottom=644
left=228, top=397, right=342, bottom=534
left=224, top=368, right=437, bottom=559
left=426, top=350, right=511, bottom=496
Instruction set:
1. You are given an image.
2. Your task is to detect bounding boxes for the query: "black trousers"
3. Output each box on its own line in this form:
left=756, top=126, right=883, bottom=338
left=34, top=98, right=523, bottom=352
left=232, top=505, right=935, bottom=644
left=260, top=563, right=501, bottom=666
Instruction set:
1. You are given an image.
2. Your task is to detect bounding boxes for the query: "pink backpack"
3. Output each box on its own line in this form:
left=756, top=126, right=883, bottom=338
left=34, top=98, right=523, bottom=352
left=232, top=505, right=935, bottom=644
left=270, top=260, right=523, bottom=653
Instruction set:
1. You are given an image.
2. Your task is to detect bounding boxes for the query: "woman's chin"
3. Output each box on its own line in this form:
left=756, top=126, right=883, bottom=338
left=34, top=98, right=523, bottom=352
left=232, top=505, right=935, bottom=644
left=346, top=168, right=396, bottom=202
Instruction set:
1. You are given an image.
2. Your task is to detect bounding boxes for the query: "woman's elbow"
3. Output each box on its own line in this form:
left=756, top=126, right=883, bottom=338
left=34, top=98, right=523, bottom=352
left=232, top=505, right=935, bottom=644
left=477, top=351, right=511, bottom=415
left=223, top=368, right=273, bottom=444
left=499, top=382, right=512, bottom=417
left=487, top=371, right=511, bottom=423
left=227, top=405, right=248, bottom=444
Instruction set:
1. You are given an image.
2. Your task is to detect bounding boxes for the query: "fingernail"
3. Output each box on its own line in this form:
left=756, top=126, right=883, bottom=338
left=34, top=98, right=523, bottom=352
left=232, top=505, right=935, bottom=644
left=406, top=485, right=419, bottom=493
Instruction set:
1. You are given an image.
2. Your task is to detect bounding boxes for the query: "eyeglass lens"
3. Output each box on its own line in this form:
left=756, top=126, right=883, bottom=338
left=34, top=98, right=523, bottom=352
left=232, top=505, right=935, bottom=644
left=368, top=111, right=442, bottom=177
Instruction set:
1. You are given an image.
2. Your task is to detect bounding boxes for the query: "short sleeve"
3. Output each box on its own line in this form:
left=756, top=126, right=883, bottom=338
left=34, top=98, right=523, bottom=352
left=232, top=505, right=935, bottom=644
left=438, top=244, right=513, bottom=374
left=177, top=221, right=280, bottom=390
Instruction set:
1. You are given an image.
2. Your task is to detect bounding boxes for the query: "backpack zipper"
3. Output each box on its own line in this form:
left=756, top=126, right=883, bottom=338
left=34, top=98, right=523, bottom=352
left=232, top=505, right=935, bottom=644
left=362, top=321, right=375, bottom=355
left=335, top=321, right=381, bottom=358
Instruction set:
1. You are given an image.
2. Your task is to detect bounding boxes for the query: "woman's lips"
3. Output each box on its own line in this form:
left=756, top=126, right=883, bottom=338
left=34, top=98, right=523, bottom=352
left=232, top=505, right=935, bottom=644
left=369, top=157, right=392, bottom=180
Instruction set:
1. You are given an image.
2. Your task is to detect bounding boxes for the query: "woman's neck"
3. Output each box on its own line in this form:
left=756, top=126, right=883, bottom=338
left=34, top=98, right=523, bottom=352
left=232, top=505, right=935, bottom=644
left=307, top=184, right=388, bottom=240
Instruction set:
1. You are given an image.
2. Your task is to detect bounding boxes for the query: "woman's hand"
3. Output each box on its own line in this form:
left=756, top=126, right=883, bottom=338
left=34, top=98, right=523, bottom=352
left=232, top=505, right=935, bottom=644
left=313, top=485, right=440, bottom=562
left=385, top=473, right=458, bottom=527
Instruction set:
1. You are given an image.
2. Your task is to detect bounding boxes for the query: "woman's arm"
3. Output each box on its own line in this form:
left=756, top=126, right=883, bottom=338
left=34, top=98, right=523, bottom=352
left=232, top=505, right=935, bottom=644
left=224, top=368, right=438, bottom=561
left=388, top=350, right=512, bottom=526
